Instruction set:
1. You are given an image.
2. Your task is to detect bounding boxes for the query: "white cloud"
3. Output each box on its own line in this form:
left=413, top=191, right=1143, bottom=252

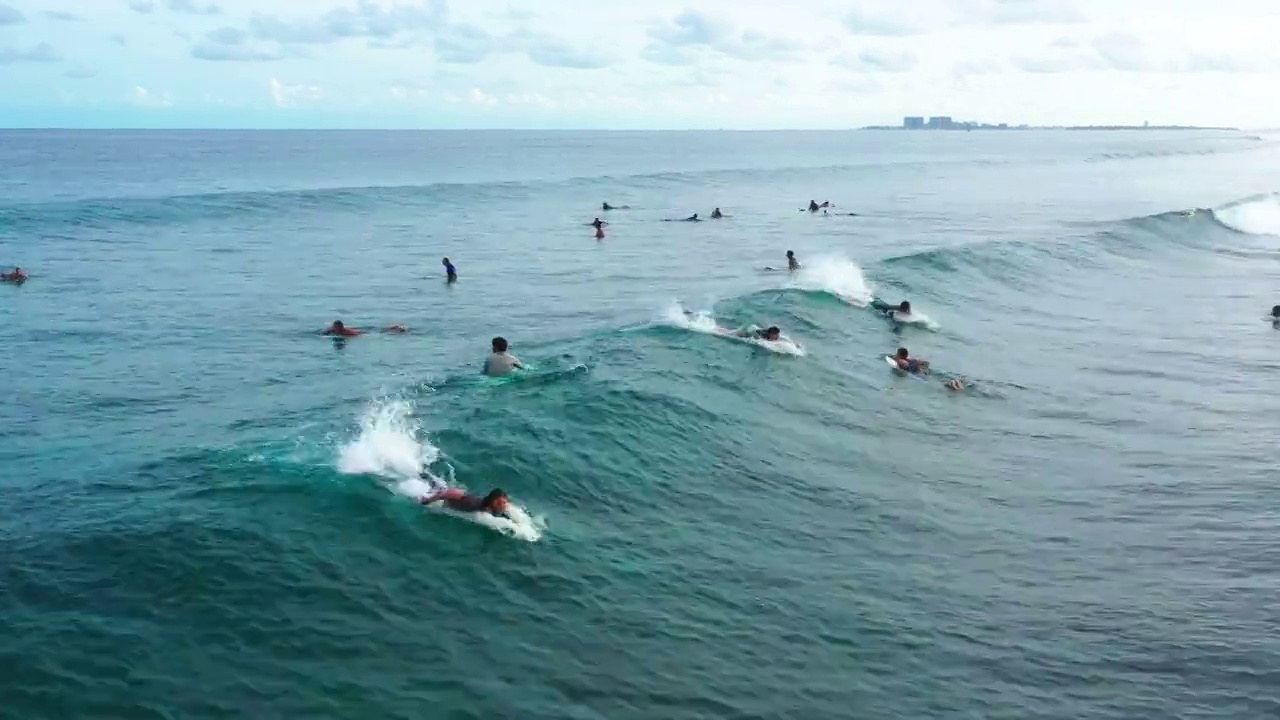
left=131, top=86, right=172, bottom=107
left=269, top=78, right=322, bottom=108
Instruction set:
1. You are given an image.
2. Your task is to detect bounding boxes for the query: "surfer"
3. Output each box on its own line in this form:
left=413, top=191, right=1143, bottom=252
left=735, top=326, right=782, bottom=342
left=442, top=257, right=457, bottom=283
left=602, top=202, right=630, bottom=211
left=590, top=218, right=607, bottom=230
left=711, top=208, right=723, bottom=219
left=419, top=481, right=512, bottom=518
left=891, top=347, right=929, bottom=373
left=872, top=300, right=913, bottom=320
left=2, top=267, right=27, bottom=283
left=483, top=336, right=523, bottom=377
left=602, top=202, right=615, bottom=211
left=684, top=213, right=700, bottom=222
left=786, top=250, right=800, bottom=271
left=322, top=320, right=362, bottom=337
left=806, top=200, right=830, bottom=212
left=322, top=321, right=407, bottom=336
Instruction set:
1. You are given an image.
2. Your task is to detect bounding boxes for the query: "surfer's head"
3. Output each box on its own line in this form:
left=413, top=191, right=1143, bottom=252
left=331, top=321, right=345, bottom=331
left=763, top=326, right=781, bottom=341
left=896, top=347, right=909, bottom=359
left=1272, top=305, right=1280, bottom=318
left=492, top=336, right=509, bottom=353
left=786, top=250, right=794, bottom=258
left=899, top=301, right=911, bottom=313
left=483, top=489, right=510, bottom=514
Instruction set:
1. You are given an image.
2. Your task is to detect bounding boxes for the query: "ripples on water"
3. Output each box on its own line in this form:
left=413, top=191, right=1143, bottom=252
left=2, top=130, right=1280, bottom=719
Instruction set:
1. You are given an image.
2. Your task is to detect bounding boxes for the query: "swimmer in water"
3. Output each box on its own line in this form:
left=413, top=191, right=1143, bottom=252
left=483, top=336, right=523, bottom=377
left=419, top=482, right=512, bottom=518
left=711, top=208, right=723, bottom=219
left=442, top=257, right=457, bottom=283
left=786, top=250, right=800, bottom=271
left=1, top=267, right=27, bottom=282
left=891, top=347, right=930, bottom=374
left=590, top=218, right=607, bottom=230
left=602, top=202, right=615, bottom=211
left=684, top=213, right=700, bottom=222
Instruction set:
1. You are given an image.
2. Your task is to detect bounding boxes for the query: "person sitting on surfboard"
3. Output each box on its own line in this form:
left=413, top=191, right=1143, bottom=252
left=786, top=251, right=800, bottom=271
left=590, top=218, right=607, bottom=230
left=1271, top=305, right=1280, bottom=321
left=419, top=482, right=512, bottom=518
left=711, top=208, right=723, bottom=219
left=892, top=347, right=929, bottom=373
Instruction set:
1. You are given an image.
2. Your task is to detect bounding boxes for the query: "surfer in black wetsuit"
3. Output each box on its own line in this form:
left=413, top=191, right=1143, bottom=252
left=602, top=202, right=614, bottom=211
left=590, top=218, right=606, bottom=230
left=711, top=208, right=723, bottom=219
left=786, top=250, right=800, bottom=271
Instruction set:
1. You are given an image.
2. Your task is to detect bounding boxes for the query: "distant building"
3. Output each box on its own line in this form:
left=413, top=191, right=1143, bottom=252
left=927, top=116, right=954, bottom=129
left=903, top=116, right=925, bottom=129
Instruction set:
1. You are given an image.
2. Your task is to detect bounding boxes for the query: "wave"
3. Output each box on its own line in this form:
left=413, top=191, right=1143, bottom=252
left=661, top=302, right=806, bottom=356
left=336, top=398, right=545, bottom=542
left=1212, top=194, right=1280, bottom=236
left=786, top=256, right=875, bottom=306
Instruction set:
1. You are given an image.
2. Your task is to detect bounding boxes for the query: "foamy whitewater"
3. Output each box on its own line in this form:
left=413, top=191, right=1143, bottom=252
left=6, top=129, right=1280, bottom=720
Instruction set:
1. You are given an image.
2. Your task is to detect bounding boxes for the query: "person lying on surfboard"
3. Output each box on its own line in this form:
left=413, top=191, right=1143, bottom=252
left=891, top=347, right=929, bottom=373
left=419, top=479, right=512, bottom=518
left=871, top=299, right=913, bottom=320
left=733, top=326, right=782, bottom=342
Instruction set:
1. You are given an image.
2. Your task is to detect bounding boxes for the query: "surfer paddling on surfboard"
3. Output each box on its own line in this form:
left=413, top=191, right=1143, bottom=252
left=419, top=477, right=512, bottom=518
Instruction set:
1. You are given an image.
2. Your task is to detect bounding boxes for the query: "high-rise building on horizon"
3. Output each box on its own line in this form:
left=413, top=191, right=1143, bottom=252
left=903, top=116, right=925, bottom=129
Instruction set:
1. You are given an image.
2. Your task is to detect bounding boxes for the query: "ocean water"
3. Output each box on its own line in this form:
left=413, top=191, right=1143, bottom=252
left=3, top=129, right=1280, bottom=719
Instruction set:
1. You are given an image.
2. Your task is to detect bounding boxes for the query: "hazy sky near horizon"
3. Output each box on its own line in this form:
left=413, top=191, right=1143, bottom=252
left=0, top=0, right=1276, bottom=128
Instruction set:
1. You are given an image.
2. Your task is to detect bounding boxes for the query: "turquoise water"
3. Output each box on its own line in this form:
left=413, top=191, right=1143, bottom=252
left=4, top=129, right=1280, bottom=718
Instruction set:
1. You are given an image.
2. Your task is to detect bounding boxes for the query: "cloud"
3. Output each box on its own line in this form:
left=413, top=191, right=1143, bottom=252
left=0, top=42, right=61, bottom=64
left=191, top=27, right=284, bottom=61
left=644, top=10, right=807, bottom=65
left=516, top=32, right=610, bottom=69
left=0, top=3, right=23, bottom=25
left=252, top=0, right=446, bottom=46
left=1010, top=54, right=1082, bottom=73
left=65, top=65, right=96, bottom=78
left=132, top=86, right=172, bottom=107
left=129, top=1, right=156, bottom=14
left=270, top=78, right=323, bottom=107
left=833, top=49, right=918, bottom=72
left=434, top=24, right=493, bottom=63
left=1091, top=32, right=1149, bottom=71
left=43, top=10, right=81, bottom=21
left=842, top=8, right=927, bottom=36
left=989, top=0, right=1085, bottom=25
left=167, top=0, right=220, bottom=15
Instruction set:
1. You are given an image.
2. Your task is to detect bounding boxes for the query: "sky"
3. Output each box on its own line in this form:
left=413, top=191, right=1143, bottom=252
left=0, top=0, right=1277, bottom=129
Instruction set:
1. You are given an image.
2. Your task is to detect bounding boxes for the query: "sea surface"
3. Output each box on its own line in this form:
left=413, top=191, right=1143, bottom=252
left=3, top=129, right=1280, bottom=719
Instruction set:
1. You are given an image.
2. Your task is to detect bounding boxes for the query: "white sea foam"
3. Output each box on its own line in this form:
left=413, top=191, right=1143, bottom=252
left=662, top=302, right=806, bottom=356
left=1215, top=195, right=1280, bottom=236
left=788, top=255, right=875, bottom=306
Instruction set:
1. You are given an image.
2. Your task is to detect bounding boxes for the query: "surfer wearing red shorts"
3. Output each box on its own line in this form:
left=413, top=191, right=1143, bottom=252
left=419, top=480, right=511, bottom=517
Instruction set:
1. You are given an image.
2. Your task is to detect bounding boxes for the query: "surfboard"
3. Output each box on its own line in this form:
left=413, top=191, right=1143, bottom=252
left=885, top=355, right=901, bottom=369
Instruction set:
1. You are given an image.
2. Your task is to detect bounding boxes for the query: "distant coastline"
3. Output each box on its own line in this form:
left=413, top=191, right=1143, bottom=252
left=861, top=124, right=1238, bottom=131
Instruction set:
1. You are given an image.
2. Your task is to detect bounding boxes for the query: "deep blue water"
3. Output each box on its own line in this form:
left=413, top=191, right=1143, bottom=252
left=3, top=129, right=1280, bottom=719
